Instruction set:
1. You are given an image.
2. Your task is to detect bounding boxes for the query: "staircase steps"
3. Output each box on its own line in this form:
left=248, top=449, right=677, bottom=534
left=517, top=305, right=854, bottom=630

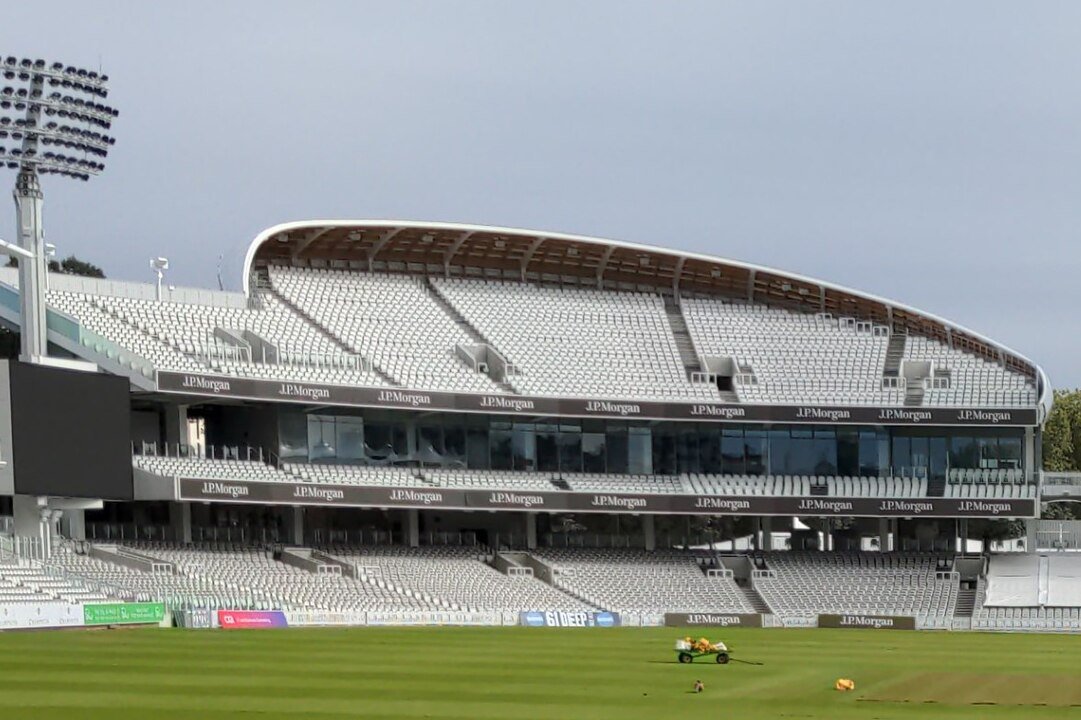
left=663, top=300, right=703, bottom=375
left=738, top=582, right=773, bottom=614
left=954, top=587, right=976, bottom=618
left=883, top=331, right=906, bottom=377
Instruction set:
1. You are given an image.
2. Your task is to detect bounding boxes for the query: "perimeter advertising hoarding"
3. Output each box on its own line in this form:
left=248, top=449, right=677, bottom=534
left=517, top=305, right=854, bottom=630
left=0, top=603, right=83, bottom=631
left=664, top=613, right=764, bottom=628
left=177, top=478, right=1037, bottom=518
left=217, top=610, right=288, bottom=629
left=157, top=372, right=1037, bottom=427
left=83, top=602, right=165, bottom=626
left=519, top=611, right=621, bottom=627
left=818, top=614, right=916, bottom=630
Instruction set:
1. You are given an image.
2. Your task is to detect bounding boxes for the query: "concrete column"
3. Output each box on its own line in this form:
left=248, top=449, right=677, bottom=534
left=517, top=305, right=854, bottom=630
left=12, top=494, right=42, bottom=539
left=163, top=404, right=190, bottom=451
left=168, top=502, right=192, bottom=543
left=643, top=515, right=655, bottom=552
left=1025, top=518, right=1038, bottom=553
left=761, top=517, right=773, bottom=551
left=63, top=510, right=86, bottom=541
left=292, top=506, right=305, bottom=545
left=525, top=512, right=538, bottom=550
left=959, top=518, right=969, bottom=553
left=878, top=518, right=889, bottom=552
left=1024, top=427, right=1035, bottom=480
left=406, top=509, right=420, bottom=548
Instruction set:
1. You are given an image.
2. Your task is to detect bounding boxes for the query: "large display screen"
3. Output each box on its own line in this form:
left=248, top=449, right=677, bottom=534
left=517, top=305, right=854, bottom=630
left=9, top=362, right=132, bottom=500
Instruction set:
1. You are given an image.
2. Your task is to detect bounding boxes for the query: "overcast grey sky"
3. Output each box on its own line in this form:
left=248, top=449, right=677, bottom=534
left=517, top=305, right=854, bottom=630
left=2, top=1, right=1079, bottom=386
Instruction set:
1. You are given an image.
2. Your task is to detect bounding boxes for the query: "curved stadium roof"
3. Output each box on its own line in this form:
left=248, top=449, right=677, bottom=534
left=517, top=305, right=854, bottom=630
left=243, top=220, right=1051, bottom=415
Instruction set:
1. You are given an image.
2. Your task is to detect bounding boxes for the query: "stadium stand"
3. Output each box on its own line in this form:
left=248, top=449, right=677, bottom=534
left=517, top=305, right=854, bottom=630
left=0, top=553, right=111, bottom=605
left=432, top=278, right=717, bottom=401
left=681, top=299, right=902, bottom=406
left=134, top=455, right=950, bottom=499
left=944, top=468, right=1036, bottom=499
left=134, top=455, right=295, bottom=483
left=753, top=552, right=958, bottom=619
left=269, top=268, right=500, bottom=392
left=325, top=546, right=590, bottom=612
left=128, top=542, right=434, bottom=612
left=48, top=288, right=386, bottom=387
left=532, top=548, right=752, bottom=614
left=904, top=335, right=1036, bottom=407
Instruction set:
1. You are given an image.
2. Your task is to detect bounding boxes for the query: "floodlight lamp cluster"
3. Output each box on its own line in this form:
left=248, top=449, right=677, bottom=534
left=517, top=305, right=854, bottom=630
left=0, top=56, right=117, bottom=181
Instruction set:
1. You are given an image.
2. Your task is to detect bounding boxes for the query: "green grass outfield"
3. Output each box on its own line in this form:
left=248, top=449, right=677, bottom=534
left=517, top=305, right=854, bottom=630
left=0, top=626, right=1080, bottom=719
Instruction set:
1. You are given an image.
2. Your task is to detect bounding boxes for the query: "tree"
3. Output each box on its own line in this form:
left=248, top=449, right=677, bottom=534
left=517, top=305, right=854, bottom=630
left=6, top=254, right=105, bottom=278
left=1043, top=389, right=1081, bottom=472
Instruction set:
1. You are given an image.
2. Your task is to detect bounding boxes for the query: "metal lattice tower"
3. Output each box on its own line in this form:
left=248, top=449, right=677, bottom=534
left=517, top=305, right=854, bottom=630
left=0, top=56, right=117, bottom=362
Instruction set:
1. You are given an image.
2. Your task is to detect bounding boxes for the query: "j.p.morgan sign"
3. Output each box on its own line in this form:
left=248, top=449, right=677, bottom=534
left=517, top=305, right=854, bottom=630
left=664, top=613, right=763, bottom=628
left=156, top=372, right=1038, bottom=427
left=818, top=614, right=916, bottom=630
left=175, top=479, right=1037, bottom=517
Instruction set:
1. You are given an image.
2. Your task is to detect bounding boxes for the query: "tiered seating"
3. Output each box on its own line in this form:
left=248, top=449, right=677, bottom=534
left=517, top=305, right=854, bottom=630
left=562, top=473, right=685, bottom=494
left=433, top=278, right=716, bottom=401
left=285, top=465, right=423, bottom=487
left=904, top=336, right=1036, bottom=407
left=270, top=268, right=499, bottom=393
left=422, top=469, right=555, bottom=491
left=130, top=543, right=430, bottom=612
left=0, top=555, right=111, bottom=605
left=686, top=474, right=927, bottom=498
left=48, top=290, right=205, bottom=372
left=533, top=549, right=752, bottom=614
left=944, top=468, right=1034, bottom=498
left=754, top=552, right=957, bottom=618
left=134, top=456, right=293, bottom=483
left=327, top=546, right=588, bottom=612
left=682, top=300, right=900, bottom=405
left=51, top=288, right=386, bottom=387
left=44, top=543, right=239, bottom=606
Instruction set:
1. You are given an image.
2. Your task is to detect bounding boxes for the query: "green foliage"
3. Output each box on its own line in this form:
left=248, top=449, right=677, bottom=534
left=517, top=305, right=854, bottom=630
left=7, top=254, right=105, bottom=278
left=1043, top=390, right=1081, bottom=472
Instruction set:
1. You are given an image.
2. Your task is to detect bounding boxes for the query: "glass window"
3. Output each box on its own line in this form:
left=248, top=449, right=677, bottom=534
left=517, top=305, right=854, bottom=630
left=950, top=436, right=978, bottom=469
left=930, top=437, right=947, bottom=481
left=444, top=424, right=466, bottom=463
left=676, top=427, right=699, bottom=474
left=558, top=430, right=583, bottom=473
left=335, top=417, right=364, bottom=462
left=628, top=426, right=653, bottom=475
left=652, top=427, right=677, bottom=475
left=512, top=423, right=535, bottom=471
left=490, top=428, right=512, bottom=470
left=535, top=424, right=559, bottom=472
left=836, top=428, right=859, bottom=477
left=308, top=415, right=337, bottom=462
left=999, top=436, right=1023, bottom=469
left=699, top=427, right=722, bottom=474
left=467, top=426, right=489, bottom=469
left=278, top=409, right=308, bottom=462
left=892, top=436, right=911, bottom=475
left=745, top=430, right=767, bottom=476
left=606, top=426, right=629, bottom=474
left=582, top=432, right=606, bottom=473
left=721, top=429, right=745, bottom=475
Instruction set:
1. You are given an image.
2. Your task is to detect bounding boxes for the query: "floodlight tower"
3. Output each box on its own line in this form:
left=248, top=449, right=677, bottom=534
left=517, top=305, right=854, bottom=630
left=0, top=56, right=117, bottom=364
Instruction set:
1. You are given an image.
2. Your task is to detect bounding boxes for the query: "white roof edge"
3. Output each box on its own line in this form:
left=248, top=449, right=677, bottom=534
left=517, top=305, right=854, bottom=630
left=242, top=219, right=1051, bottom=416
